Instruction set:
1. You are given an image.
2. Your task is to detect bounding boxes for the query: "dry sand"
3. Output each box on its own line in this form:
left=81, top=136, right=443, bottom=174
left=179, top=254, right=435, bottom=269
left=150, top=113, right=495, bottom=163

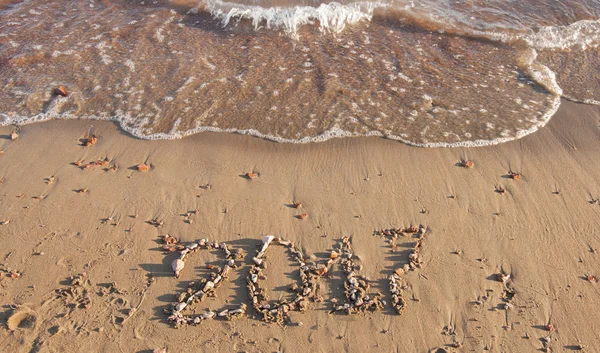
left=1, top=99, right=600, bottom=352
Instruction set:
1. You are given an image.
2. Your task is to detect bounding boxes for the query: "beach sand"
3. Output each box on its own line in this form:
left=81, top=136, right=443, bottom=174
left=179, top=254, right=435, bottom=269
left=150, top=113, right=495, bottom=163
left=1, top=99, right=599, bottom=352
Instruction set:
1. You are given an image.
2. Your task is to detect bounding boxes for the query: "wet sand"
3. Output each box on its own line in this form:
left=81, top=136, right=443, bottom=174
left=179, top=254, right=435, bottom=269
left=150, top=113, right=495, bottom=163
left=1, top=99, right=600, bottom=352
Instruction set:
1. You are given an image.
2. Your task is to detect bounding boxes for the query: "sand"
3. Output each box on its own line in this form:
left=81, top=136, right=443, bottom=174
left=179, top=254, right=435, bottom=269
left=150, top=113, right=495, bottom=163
left=1, top=99, right=599, bottom=352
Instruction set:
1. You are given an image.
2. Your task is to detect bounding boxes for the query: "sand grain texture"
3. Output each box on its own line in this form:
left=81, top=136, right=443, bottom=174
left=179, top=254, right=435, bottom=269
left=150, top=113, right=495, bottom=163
left=0, top=100, right=599, bottom=352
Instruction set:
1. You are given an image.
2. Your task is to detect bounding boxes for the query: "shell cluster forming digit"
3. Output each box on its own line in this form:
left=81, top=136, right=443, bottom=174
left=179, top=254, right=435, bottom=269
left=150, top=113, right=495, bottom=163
left=166, top=238, right=247, bottom=327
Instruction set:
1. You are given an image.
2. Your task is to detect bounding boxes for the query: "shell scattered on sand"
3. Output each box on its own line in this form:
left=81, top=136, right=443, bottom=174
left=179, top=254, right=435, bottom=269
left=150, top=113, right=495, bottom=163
left=508, top=171, right=522, bottom=180
left=82, top=136, right=97, bottom=146
left=172, top=259, right=184, bottom=278
left=245, top=172, right=258, bottom=179
left=461, top=160, right=474, bottom=168
left=55, top=85, right=68, bottom=97
left=137, top=163, right=150, bottom=171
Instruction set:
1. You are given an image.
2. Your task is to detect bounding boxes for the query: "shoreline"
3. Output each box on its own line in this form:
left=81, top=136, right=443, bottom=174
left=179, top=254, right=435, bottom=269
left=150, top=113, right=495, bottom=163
left=1, top=99, right=600, bottom=352
left=0, top=94, right=563, bottom=148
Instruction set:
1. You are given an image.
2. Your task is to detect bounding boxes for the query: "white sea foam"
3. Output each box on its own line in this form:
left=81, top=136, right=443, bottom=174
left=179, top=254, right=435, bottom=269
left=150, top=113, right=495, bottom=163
left=197, top=0, right=383, bottom=37
left=520, top=19, right=600, bottom=50
left=468, top=19, right=600, bottom=50
left=0, top=93, right=561, bottom=148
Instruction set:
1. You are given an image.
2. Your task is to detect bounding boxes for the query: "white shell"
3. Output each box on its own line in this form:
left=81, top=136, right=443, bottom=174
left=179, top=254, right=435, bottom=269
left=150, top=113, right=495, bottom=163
left=218, top=309, right=229, bottom=317
left=253, top=257, right=263, bottom=266
left=172, top=259, right=185, bottom=277
left=175, top=302, right=187, bottom=312
left=260, top=235, right=275, bottom=253
left=202, top=311, right=215, bottom=319
left=204, top=281, right=215, bottom=291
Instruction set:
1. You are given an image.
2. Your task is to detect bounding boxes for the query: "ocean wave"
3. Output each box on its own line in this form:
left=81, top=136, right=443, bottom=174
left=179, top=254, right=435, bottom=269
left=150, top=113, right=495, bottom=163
left=0, top=93, right=562, bottom=148
left=192, top=0, right=383, bottom=36
left=0, top=0, right=595, bottom=147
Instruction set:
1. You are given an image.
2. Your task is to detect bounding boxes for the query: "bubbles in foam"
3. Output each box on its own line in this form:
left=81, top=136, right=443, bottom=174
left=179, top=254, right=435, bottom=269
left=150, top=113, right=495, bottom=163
left=520, top=19, right=600, bottom=50
left=199, top=0, right=382, bottom=36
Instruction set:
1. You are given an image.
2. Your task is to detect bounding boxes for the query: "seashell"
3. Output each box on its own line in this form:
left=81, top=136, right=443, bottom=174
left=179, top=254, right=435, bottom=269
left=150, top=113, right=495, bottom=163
left=202, top=311, right=215, bottom=319
left=198, top=239, right=208, bottom=246
left=404, top=225, right=419, bottom=233
left=137, top=163, right=150, bottom=171
left=175, top=302, right=187, bottom=312
left=245, top=172, right=258, bottom=179
left=316, top=267, right=328, bottom=276
left=204, top=281, right=215, bottom=291
left=279, top=240, right=292, bottom=247
left=227, top=259, right=235, bottom=267
left=188, top=243, right=198, bottom=250
left=83, top=136, right=97, bottom=146
left=330, top=251, right=338, bottom=259
left=251, top=274, right=258, bottom=283
left=395, top=268, right=405, bottom=276
left=162, top=235, right=177, bottom=244
left=462, top=160, right=474, bottom=168
left=54, top=85, right=68, bottom=97
left=218, top=309, right=229, bottom=317
left=10, top=131, right=19, bottom=141
left=545, top=323, right=555, bottom=332
left=292, top=201, right=302, bottom=209
left=193, top=317, right=201, bottom=324
left=297, top=213, right=308, bottom=220
left=253, top=257, right=263, bottom=266
left=77, top=188, right=87, bottom=193
left=508, top=171, right=522, bottom=180
left=172, top=259, right=185, bottom=278
left=586, top=275, right=597, bottom=282
left=260, top=235, right=274, bottom=254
